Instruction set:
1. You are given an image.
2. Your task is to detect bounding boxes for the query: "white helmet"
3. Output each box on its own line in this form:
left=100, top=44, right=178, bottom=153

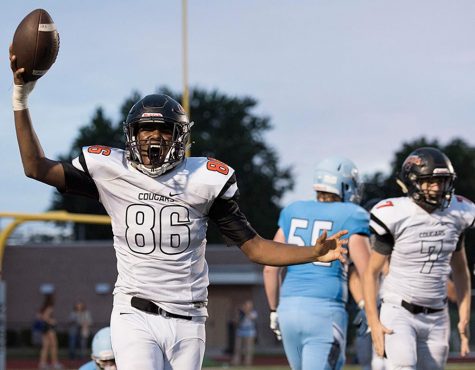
left=91, top=327, right=115, bottom=370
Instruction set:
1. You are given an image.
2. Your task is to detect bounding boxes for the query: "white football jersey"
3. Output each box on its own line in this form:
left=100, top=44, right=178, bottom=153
left=72, top=147, right=237, bottom=317
left=370, top=196, right=475, bottom=308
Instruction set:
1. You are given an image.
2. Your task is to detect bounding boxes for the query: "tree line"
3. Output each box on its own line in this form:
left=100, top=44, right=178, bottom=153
left=50, top=87, right=475, bottom=283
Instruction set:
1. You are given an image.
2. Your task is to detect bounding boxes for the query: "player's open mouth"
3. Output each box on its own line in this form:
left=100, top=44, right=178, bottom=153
left=149, top=145, right=162, bottom=166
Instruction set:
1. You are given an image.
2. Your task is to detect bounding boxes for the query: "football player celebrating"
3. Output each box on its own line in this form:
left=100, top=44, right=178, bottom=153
left=263, top=157, right=371, bottom=370
left=364, top=147, right=473, bottom=370
left=10, top=48, right=348, bottom=370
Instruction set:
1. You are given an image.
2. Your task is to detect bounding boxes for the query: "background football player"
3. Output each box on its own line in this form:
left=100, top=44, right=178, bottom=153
left=350, top=197, right=389, bottom=370
left=349, top=261, right=388, bottom=370
left=79, top=327, right=116, bottom=370
left=10, top=48, right=348, bottom=370
left=364, top=147, right=473, bottom=370
left=263, top=157, right=371, bottom=370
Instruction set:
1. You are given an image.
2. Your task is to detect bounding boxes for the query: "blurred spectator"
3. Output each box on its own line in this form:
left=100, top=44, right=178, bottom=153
left=37, top=294, right=63, bottom=369
left=231, top=300, right=258, bottom=367
left=68, top=300, right=93, bottom=359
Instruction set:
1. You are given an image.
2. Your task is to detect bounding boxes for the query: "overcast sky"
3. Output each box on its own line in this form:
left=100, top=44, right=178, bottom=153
left=1, top=1, right=475, bottom=217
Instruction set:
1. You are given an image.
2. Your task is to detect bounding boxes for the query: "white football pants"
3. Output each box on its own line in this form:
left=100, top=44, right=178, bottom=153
left=380, top=301, right=449, bottom=370
left=110, top=293, right=206, bottom=370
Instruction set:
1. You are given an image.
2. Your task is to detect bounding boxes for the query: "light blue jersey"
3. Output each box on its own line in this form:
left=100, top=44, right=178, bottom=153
left=279, top=200, right=370, bottom=303
left=277, top=199, right=370, bottom=370
left=78, top=360, right=96, bottom=370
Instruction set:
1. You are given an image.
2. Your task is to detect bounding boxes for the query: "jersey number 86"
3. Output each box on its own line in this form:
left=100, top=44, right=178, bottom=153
left=125, top=204, right=191, bottom=255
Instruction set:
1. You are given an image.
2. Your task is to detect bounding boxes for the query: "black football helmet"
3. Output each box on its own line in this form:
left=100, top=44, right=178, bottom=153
left=397, top=147, right=456, bottom=209
left=124, top=94, right=191, bottom=177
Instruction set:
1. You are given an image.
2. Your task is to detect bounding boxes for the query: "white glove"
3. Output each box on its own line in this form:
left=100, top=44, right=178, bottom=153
left=353, top=300, right=370, bottom=336
left=353, top=307, right=369, bottom=336
left=269, top=311, right=282, bottom=341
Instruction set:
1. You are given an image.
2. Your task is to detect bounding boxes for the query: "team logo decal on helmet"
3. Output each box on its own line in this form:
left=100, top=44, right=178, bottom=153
left=403, top=155, right=423, bottom=170
left=313, top=156, right=362, bottom=203
left=124, top=94, right=192, bottom=177
left=397, top=147, right=456, bottom=209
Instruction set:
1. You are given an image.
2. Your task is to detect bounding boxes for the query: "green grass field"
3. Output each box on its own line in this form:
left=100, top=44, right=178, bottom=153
left=12, top=365, right=474, bottom=370
left=204, top=365, right=475, bottom=370
left=6, top=348, right=475, bottom=370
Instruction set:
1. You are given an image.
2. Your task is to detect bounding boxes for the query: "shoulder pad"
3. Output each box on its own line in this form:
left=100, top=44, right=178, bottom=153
left=454, top=195, right=475, bottom=208
left=81, top=146, right=125, bottom=179
left=370, top=197, right=407, bottom=236
left=349, top=203, right=370, bottom=219
left=344, top=203, right=370, bottom=236
left=179, top=157, right=236, bottom=201
left=451, top=194, right=475, bottom=228
left=184, top=157, right=235, bottom=185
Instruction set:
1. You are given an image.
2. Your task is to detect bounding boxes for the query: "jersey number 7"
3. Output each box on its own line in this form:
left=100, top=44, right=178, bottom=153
left=420, top=240, right=443, bottom=274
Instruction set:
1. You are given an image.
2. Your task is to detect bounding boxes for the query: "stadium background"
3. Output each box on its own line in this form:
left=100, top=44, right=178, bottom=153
left=2, top=1, right=475, bottom=369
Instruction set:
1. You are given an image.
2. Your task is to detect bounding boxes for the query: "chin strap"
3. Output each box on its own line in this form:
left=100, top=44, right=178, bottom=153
left=396, top=178, right=408, bottom=194
left=413, top=197, right=439, bottom=213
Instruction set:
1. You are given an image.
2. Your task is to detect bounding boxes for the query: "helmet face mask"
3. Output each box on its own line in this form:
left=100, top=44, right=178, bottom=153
left=398, top=147, right=456, bottom=210
left=93, top=358, right=116, bottom=370
left=313, top=156, right=362, bottom=203
left=417, top=175, right=454, bottom=206
left=91, top=327, right=115, bottom=370
left=124, top=94, right=191, bottom=177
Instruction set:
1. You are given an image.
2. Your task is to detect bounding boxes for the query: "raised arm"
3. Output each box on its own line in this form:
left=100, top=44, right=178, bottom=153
left=10, top=45, right=65, bottom=189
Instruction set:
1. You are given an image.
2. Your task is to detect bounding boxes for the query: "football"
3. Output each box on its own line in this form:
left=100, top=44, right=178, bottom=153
left=12, top=9, right=60, bottom=82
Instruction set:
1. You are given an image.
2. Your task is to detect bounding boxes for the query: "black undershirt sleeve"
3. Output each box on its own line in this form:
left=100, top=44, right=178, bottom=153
left=208, top=175, right=257, bottom=247
left=370, top=228, right=394, bottom=255
left=58, top=157, right=99, bottom=200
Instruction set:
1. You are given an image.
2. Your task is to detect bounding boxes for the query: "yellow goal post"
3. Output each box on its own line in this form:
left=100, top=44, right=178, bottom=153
left=0, top=211, right=111, bottom=370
